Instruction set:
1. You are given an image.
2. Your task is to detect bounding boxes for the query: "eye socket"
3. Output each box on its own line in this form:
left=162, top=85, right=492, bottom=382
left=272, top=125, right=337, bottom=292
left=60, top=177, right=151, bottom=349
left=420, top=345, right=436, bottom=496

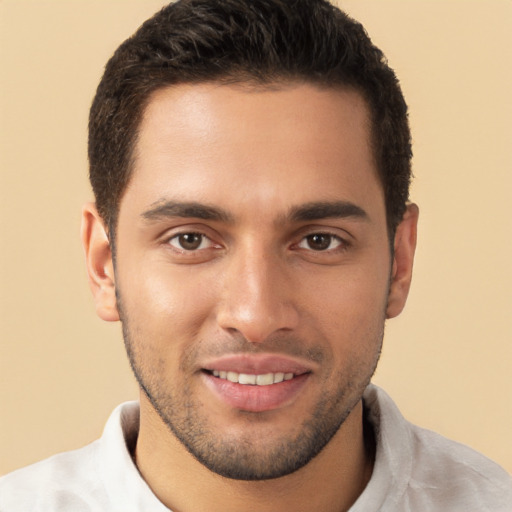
left=168, top=233, right=212, bottom=251
left=297, top=233, right=343, bottom=252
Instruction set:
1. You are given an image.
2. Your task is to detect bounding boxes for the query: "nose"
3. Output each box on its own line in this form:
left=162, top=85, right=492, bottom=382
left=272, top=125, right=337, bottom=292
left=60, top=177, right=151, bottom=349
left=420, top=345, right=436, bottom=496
left=216, top=246, right=299, bottom=343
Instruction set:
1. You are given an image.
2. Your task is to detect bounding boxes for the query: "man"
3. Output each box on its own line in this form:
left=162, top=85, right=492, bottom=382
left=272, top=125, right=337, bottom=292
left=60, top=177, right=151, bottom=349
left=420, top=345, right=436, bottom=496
left=1, top=0, right=510, bottom=510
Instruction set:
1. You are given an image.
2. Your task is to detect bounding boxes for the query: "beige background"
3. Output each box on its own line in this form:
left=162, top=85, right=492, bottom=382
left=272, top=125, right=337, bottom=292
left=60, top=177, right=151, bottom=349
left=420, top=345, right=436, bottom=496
left=1, top=0, right=511, bottom=476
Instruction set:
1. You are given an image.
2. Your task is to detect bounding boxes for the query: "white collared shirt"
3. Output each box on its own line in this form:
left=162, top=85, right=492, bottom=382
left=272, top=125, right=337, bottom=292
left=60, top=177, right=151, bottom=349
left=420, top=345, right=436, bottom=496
left=1, top=385, right=511, bottom=511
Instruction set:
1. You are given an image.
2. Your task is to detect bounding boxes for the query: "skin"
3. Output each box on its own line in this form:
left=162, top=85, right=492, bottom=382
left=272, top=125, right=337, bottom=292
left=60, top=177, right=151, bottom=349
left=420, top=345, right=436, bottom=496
left=82, top=83, right=418, bottom=512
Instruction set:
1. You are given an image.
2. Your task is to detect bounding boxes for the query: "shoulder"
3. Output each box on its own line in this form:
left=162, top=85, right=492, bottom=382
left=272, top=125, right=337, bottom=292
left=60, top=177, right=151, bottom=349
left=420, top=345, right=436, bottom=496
left=0, top=441, right=108, bottom=511
left=0, top=402, right=140, bottom=512
left=407, top=424, right=512, bottom=511
left=362, top=385, right=512, bottom=511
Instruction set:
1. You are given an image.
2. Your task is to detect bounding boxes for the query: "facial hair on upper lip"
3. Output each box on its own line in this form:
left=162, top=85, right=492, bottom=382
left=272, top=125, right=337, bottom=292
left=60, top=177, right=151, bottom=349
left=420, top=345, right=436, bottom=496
left=178, top=332, right=327, bottom=374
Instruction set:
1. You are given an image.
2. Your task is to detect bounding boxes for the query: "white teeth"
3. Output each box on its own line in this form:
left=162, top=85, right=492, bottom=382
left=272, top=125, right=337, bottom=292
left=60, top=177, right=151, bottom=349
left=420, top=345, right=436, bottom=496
left=273, top=372, right=284, bottom=383
left=256, top=373, right=274, bottom=386
left=238, top=373, right=256, bottom=385
left=227, top=371, right=238, bottom=383
left=211, top=370, right=297, bottom=385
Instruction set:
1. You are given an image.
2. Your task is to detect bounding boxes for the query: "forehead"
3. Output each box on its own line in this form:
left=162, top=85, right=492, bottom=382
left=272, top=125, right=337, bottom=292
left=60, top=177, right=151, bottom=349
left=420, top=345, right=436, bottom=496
left=122, top=82, right=383, bottom=221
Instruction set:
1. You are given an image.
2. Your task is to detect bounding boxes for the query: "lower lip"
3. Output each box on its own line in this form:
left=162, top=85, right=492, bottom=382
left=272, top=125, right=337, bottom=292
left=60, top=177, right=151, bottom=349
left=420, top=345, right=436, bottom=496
left=202, top=372, right=310, bottom=413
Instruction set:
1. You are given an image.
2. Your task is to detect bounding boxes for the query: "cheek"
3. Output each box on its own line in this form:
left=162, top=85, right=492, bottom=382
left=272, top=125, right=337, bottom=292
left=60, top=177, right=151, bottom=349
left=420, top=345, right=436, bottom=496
left=117, top=262, right=216, bottom=343
left=301, top=260, right=390, bottom=316
left=299, top=264, right=389, bottom=349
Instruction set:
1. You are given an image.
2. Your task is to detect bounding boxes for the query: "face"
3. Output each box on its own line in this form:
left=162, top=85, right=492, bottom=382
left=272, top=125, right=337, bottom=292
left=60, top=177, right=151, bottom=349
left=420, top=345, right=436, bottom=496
left=83, top=83, right=417, bottom=480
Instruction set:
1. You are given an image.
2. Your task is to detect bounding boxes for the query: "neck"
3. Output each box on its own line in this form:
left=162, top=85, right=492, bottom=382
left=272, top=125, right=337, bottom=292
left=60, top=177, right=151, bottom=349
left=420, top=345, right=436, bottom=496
left=135, top=396, right=374, bottom=512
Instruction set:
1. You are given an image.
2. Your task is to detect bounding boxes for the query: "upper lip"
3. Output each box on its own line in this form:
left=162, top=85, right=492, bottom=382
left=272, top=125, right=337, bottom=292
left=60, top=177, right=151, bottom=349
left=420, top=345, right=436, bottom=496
left=201, top=353, right=315, bottom=375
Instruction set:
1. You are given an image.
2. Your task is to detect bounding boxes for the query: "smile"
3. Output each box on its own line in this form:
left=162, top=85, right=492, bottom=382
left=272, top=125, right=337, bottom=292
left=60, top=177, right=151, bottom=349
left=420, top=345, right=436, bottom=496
left=210, top=370, right=295, bottom=386
left=201, top=354, right=314, bottom=411
left=203, top=370, right=310, bottom=412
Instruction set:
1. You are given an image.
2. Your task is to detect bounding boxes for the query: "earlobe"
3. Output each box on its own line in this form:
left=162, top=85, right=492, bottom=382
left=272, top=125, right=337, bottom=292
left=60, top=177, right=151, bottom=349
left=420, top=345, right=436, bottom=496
left=386, top=203, right=419, bottom=319
left=81, top=203, right=119, bottom=322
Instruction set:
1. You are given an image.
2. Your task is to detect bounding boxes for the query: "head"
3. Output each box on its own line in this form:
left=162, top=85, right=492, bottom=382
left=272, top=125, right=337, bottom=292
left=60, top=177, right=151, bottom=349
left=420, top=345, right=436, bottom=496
left=88, top=0, right=412, bottom=243
left=83, top=0, right=418, bottom=483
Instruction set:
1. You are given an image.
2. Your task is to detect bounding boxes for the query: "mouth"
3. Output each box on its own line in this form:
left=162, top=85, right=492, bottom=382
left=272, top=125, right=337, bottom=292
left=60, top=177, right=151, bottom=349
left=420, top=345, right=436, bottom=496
left=200, top=355, right=313, bottom=412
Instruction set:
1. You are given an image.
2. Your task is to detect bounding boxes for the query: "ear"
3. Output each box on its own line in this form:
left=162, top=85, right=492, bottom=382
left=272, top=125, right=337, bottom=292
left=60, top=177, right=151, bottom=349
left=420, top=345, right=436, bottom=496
left=81, top=203, right=119, bottom=322
left=386, top=203, right=419, bottom=319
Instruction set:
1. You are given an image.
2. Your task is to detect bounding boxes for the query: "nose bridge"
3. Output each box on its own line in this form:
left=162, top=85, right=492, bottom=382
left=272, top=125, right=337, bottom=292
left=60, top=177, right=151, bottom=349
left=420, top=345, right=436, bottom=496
left=216, top=238, right=298, bottom=342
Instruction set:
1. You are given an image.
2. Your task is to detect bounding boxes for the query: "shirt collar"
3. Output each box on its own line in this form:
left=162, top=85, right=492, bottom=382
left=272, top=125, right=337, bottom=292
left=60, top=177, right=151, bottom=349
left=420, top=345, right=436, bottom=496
left=350, top=384, right=413, bottom=511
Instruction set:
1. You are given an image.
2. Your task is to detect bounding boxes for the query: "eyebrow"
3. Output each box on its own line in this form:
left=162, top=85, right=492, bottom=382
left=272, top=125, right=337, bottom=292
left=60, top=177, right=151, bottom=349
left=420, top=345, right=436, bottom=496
left=141, top=200, right=233, bottom=223
left=288, top=201, right=369, bottom=223
left=141, top=199, right=368, bottom=225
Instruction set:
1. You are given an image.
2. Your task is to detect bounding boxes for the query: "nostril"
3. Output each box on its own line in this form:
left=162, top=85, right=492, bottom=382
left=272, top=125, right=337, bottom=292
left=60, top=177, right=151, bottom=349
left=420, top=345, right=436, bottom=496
left=217, top=304, right=300, bottom=344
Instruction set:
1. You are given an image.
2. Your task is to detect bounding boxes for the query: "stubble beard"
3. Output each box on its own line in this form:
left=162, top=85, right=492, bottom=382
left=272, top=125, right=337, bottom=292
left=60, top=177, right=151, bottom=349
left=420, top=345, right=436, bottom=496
left=118, top=313, right=383, bottom=481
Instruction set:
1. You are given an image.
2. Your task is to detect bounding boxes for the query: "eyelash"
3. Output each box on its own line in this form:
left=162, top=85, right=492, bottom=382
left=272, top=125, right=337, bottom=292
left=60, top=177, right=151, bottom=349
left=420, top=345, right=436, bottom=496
left=167, top=232, right=217, bottom=252
left=165, top=231, right=349, bottom=254
left=295, top=233, right=346, bottom=252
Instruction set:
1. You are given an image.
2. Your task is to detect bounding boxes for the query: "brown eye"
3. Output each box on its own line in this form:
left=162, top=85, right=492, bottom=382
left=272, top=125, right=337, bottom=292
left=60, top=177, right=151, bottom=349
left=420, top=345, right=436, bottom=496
left=299, top=234, right=342, bottom=251
left=169, top=233, right=209, bottom=251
